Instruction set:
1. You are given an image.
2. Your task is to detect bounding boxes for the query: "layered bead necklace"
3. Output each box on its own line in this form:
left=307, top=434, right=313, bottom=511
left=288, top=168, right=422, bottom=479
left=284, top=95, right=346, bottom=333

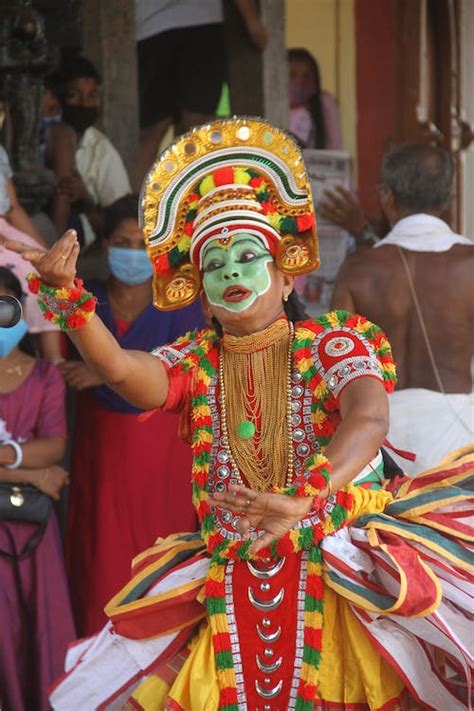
left=218, top=318, right=294, bottom=492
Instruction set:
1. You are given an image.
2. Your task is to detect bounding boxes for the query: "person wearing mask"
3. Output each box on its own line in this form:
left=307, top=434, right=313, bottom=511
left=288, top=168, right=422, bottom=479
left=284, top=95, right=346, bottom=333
left=288, top=48, right=342, bottom=150
left=60, top=195, right=205, bottom=635
left=0, top=267, right=74, bottom=711
left=47, top=56, right=131, bottom=246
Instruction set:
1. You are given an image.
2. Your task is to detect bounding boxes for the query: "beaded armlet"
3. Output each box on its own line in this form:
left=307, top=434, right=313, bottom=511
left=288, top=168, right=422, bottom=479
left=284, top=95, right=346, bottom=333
left=27, top=273, right=96, bottom=331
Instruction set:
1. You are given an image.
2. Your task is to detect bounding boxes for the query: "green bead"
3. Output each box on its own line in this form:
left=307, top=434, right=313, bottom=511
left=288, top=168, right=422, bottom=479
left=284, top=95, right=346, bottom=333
left=237, top=420, right=255, bottom=439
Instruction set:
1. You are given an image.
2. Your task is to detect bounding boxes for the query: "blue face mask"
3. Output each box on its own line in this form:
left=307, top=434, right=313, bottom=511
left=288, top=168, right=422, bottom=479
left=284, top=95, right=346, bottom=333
left=0, top=319, right=28, bottom=358
left=107, top=247, right=154, bottom=286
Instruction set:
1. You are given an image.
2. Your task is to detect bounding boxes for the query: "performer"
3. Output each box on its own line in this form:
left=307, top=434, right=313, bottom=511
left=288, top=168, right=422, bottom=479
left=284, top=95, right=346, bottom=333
left=6, top=118, right=472, bottom=710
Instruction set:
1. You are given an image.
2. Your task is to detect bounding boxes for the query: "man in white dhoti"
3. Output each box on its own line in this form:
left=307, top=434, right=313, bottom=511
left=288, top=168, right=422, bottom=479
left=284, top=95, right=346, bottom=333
left=332, top=143, right=474, bottom=473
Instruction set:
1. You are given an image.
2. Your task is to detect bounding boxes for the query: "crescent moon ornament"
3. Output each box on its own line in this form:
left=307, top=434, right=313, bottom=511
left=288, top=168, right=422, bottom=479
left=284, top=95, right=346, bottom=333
left=255, top=678, right=283, bottom=699
left=247, top=586, right=285, bottom=611
left=256, top=624, right=282, bottom=643
left=247, top=556, right=286, bottom=579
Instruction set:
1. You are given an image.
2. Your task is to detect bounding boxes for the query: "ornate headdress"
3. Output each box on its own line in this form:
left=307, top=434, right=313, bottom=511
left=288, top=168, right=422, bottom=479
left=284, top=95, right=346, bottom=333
left=140, top=117, right=319, bottom=310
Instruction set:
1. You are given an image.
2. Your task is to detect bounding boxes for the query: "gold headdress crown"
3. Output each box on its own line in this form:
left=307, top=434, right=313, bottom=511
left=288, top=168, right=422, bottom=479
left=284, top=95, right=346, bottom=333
left=140, top=117, right=319, bottom=310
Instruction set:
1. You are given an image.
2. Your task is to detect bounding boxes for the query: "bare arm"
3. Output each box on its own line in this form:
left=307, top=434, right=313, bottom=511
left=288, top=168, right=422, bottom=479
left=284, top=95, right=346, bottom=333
left=68, top=316, right=170, bottom=409
left=61, top=169, right=105, bottom=236
left=3, top=230, right=170, bottom=410
left=233, top=0, right=268, bottom=49
left=319, top=185, right=368, bottom=240
left=49, top=125, right=103, bottom=236
left=6, top=179, right=46, bottom=246
left=49, top=123, right=77, bottom=236
left=325, top=377, right=388, bottom=488
left=0, top=436, right=65, bottom=469
left=36, top=331, right=63, bottom=362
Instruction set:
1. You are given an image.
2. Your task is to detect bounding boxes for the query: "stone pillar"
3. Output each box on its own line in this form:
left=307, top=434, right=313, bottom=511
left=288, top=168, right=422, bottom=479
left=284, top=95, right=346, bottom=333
left=224, top=0, right=287, bottom=129
left=260, top=0, right=287, bottom=129
left=0, top=0, right=57, bottom=212
left=81, top=0, right=139, bottom=179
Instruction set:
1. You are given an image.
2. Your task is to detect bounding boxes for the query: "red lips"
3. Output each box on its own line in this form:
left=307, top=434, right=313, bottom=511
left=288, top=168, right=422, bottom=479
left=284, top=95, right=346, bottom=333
left=223, top=285, right=252, bottom=302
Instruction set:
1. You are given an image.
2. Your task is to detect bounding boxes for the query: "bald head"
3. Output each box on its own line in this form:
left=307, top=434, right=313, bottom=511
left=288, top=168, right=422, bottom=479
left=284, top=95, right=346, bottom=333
left=381, top=143, right=453, bottom=215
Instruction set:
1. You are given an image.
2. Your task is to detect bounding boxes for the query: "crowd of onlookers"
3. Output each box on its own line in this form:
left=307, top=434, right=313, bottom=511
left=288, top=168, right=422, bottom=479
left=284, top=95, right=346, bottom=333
left=0, top=3, right=473, bottom=708
left=0, top=42, right=211, bottom=709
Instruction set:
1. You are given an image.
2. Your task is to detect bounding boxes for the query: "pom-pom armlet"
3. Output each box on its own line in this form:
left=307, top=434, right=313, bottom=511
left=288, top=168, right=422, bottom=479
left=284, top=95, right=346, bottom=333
left=27, top=273, right=96, bottom=331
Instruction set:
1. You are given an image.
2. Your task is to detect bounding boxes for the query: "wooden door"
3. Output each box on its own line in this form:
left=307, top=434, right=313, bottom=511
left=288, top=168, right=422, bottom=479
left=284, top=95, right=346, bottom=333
left=395, top=0, right=473, bottom=231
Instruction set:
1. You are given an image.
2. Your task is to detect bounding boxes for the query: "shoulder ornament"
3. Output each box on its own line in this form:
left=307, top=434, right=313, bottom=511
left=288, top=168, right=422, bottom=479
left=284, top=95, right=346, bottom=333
left=151, top=327, right=219, bottom=373
left=294, top=310, right=397, bottom=399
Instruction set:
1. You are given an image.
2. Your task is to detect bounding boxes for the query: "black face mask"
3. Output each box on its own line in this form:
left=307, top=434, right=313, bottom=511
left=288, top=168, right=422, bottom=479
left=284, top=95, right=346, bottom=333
left=62, top=105, right=98, bottom=134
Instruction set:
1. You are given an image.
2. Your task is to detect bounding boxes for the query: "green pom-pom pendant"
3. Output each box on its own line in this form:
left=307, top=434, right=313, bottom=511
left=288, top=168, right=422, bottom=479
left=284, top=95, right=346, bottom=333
left=237, top=420, right=255, bottom=440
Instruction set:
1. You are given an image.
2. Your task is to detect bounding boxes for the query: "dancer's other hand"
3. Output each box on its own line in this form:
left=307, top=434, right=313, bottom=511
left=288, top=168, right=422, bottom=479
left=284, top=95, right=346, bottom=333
left=208, top=483, right=326, bottom=554
left=0, top=229, right=80, bottom=288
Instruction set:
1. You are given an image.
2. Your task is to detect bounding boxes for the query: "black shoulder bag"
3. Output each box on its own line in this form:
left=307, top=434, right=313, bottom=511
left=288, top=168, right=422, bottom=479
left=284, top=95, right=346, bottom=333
left=0, top=483, right=52, bottom=559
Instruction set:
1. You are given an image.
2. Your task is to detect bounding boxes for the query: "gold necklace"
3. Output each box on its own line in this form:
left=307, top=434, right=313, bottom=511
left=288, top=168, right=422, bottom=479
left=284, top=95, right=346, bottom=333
left=218, top=319, right=294, bottom=491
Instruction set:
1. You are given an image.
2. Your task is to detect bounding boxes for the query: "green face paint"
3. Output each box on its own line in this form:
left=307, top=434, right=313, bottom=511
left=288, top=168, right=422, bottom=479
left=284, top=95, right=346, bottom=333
left=202, top=234, right=273, bottom=313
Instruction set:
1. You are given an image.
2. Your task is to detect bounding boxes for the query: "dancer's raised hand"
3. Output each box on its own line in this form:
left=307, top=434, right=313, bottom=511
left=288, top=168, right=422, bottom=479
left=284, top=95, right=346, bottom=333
left=0, top=229, right=80, bottom=288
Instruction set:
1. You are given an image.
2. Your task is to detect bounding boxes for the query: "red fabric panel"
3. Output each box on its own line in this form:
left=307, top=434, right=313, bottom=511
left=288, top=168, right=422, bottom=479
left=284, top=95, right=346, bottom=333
left=66, top=392, right=197, bottom=636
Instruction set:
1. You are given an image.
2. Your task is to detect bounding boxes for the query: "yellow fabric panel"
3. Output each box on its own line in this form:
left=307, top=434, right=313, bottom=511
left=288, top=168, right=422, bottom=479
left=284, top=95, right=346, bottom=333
left=128, top=674, right=170, bottom=711
left=318, top=585, right=405, bottom=706
left=167, top=622, right=219, bottom=711
left=130, top=623, right=219, bottom=711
